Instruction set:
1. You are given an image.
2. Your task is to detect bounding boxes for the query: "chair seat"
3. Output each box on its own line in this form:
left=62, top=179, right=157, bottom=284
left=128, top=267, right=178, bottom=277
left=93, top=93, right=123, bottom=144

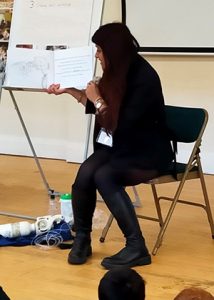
left=148, top=162, right=199, bottom=184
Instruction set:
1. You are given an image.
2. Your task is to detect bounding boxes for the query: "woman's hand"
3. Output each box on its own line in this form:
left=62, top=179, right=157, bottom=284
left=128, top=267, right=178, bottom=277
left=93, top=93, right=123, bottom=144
left=85, top=81, right=101, bottom=103
left=46, top=84, right=67, bottom=95
left=45, top=84, right=87, bottom=105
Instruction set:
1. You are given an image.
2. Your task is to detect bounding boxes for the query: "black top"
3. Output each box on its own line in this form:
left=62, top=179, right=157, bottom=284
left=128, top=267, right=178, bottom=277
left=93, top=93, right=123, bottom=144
left=86, top=54, right=174, bottom=172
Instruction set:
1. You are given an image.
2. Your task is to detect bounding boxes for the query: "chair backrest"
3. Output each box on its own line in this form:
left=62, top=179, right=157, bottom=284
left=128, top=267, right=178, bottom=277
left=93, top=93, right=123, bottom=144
left=165, top=105, right=208, bottom=143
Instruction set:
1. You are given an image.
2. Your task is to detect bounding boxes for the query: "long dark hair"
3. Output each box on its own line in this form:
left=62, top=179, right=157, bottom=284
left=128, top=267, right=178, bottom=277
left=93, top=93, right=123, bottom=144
left=92, top=22, right=139, bottom=132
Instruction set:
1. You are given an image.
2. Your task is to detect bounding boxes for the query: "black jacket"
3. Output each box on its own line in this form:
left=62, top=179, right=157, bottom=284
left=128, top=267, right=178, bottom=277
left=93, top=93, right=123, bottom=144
left=86, top=54, right=173, bottom=172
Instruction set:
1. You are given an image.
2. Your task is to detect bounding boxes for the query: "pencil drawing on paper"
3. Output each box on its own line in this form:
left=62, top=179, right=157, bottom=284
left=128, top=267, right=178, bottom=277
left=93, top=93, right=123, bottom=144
left=9, top=54, right=50, bottom=88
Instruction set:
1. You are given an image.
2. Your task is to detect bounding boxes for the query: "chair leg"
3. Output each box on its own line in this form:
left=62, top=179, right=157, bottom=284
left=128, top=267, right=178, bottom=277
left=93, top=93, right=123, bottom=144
left=151, top=184, right=164, bottom=226
left=99, top=214, right=114, bottom=242
left=132, top=186, right=142, bottom=207
left=152, top=179, right=186, bottom=255
left=198, top=161, right=214, bottom=237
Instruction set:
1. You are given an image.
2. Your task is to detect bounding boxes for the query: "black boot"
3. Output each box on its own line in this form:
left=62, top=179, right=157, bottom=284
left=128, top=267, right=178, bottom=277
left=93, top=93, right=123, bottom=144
left=100, top=189, right=151, bottom=269
left=68, top=186, right=96, bottom=265
left=68, top=234, right=92, bottom=264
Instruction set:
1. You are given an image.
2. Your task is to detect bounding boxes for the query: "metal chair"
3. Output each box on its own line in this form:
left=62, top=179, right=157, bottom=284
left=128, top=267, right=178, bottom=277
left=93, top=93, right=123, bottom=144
left=99, top=105, right=214, bottom=255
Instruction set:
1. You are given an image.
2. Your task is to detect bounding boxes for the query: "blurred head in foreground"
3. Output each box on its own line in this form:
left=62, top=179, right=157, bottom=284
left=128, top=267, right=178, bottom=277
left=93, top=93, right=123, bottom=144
left=98, top=267, right=145, bottom=300
left=174, top=287, right=214, bottom=300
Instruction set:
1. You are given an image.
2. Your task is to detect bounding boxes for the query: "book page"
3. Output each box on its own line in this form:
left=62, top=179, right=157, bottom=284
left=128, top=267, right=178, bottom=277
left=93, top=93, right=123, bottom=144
left=53, top=46, right=93, bottom=89
left=4, top=48, right=54, bottom=89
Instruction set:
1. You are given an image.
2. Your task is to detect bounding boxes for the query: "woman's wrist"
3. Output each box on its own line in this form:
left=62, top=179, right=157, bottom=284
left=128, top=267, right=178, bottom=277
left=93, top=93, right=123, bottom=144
left=65, top=88, right=86, bottom=104
left=78, top=89, right=85, bottom=103
left=93, top=97, right=108, bottom=115
left=94, top=97, right=104, bottom=109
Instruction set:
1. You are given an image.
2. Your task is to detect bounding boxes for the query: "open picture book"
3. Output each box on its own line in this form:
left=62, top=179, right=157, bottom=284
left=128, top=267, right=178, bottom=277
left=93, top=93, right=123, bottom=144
left=4, top=45, right=94, bottom=90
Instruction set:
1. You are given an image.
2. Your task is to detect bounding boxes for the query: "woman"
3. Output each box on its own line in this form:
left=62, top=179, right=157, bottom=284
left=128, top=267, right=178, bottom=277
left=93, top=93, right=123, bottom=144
left=47, top=22, right=174, bottom=269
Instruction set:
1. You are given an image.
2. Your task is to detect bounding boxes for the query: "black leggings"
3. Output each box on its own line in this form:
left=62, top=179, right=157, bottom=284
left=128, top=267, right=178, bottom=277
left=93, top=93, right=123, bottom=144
left=73, top=148, right=158, bottom=199
left=72, top=148, right=159, bottom=235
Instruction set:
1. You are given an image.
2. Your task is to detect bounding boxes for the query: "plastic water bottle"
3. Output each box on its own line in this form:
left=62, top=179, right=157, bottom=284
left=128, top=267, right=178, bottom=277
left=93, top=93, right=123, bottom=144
left=48, top=195, right=60, bottom=216
left=0, top=221, right=36, bottom=238
left=60, top=193, right=73, bottom=227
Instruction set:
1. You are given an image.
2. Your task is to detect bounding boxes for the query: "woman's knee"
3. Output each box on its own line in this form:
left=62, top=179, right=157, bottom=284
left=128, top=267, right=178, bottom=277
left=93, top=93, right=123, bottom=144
left=94, top=166, right=110, bottom=185
left=94, top=166, right=118, bottom=196
left=73, top=162, right=95, bottom=190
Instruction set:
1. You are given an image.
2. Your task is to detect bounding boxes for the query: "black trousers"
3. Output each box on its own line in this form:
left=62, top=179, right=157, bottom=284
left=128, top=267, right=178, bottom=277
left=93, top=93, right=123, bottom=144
left=71, top=147, right=159, bottom=236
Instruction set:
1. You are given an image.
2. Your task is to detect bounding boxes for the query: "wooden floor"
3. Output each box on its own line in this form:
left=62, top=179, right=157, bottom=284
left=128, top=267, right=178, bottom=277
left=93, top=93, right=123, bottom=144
left=0, top=155, right=214, bottom=300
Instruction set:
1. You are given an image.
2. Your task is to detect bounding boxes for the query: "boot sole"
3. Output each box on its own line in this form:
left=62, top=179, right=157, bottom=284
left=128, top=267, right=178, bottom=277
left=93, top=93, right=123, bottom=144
left=68, top=246, right=92, bottom=265
left=101, top=255, right=151, bottom=270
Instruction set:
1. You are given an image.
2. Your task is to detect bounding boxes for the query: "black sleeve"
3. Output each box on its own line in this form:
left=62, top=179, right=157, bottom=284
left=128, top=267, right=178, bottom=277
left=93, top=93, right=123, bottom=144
left=85, top=99, right=96, bottom=114
left=117, top=66, right=165, bottom=132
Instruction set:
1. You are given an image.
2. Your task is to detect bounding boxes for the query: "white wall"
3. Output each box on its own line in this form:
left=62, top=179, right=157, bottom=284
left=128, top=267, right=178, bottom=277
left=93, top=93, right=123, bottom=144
left=0, top=0, right=213, bottom=173
left=148, top=55, right=214, bottom=174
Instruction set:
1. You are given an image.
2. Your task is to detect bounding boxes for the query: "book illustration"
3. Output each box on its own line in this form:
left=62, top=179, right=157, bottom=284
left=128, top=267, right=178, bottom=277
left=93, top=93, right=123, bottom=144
left=13, top=56, right=49, bottom=87
left=5, top=49, right=53, bottom=89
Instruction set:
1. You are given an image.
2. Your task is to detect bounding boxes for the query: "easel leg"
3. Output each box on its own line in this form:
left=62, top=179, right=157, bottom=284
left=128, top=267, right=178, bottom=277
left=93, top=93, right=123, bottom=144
left=9, top=90, right=59, bottom=198
left=83, top=114, right=93, bottom=160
